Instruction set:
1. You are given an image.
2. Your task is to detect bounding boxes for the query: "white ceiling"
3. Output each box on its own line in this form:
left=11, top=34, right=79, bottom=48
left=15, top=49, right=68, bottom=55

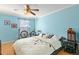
left=0, top=4, right=74, bottom=17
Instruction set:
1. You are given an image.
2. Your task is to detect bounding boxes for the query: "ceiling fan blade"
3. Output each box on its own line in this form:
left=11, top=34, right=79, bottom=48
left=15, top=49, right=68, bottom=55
left=14, top=9, right=24, bottom=12
left=31, top=9, right=39, bottom=11
left=30, top=11, right=36, bottom=15
left=26, top=5, right=30, bottom=9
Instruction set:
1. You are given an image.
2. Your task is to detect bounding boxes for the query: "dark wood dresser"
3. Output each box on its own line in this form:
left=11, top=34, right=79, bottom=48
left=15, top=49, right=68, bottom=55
left=66, top=28, right=77, bottom=53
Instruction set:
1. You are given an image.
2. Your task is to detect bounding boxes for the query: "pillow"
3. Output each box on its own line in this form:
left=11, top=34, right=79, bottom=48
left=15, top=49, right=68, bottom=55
left=42, top=34, right=54, bottom=39
left=42, top=34, right=47, bottom=38
left=38, top=33, right=43, bottom=37
left=42, top=34, right=48, bottom=38
left=51, top=35, right=59, bottom=41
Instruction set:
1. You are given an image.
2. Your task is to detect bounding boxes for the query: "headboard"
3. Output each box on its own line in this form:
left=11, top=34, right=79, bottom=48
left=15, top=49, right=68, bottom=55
left=0, top=40, right=1, bottom=55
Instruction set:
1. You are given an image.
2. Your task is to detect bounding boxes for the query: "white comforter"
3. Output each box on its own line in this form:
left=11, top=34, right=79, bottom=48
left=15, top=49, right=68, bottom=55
left=13, top=36, right=61, bottom=55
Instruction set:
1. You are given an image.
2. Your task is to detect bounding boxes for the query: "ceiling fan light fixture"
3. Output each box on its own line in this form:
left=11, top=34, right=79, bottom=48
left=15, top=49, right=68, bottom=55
left=14, top=4, right=39, bottom=16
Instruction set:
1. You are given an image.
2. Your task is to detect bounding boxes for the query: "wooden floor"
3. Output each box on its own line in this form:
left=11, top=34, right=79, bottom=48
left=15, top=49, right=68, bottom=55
left=2, top=43, right=15, bottom=55
left=1, top=43, right=71, bottom=55
left=57, top=49, right=72, bottom=55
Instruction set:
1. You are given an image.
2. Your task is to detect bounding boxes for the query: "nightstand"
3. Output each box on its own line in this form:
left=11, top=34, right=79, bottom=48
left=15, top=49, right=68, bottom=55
left=59, top=37, right=77, bottom=53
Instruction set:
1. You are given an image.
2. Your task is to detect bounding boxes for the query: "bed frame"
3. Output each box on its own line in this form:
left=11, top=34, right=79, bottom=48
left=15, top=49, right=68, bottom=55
left=51, top=47, right=63, bottom=55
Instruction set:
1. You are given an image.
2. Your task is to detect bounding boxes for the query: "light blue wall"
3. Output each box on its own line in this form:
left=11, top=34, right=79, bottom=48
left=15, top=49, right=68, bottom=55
left=36, top=5, right=79, bottom=40
left=0, top=14, right=35, bottom=42
left=0, top=14, right=19, bottom=42
left=27, top=18, right=35, bottom=32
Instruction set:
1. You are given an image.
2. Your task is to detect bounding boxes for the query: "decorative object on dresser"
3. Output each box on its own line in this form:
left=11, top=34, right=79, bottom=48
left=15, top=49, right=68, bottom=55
left=67, top=28, right=76, bottom=42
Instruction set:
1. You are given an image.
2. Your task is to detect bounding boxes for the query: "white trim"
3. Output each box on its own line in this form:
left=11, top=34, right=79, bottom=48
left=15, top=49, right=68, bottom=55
left=0, top=10, right=36, bottom=19
left=39, top=5, right=76, bottom=18
left=2, top=40, right=16, bottom=44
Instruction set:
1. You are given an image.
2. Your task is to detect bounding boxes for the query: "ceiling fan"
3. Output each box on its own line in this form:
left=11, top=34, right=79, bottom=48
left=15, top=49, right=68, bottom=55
left=14, top=5, right=39, bottom=16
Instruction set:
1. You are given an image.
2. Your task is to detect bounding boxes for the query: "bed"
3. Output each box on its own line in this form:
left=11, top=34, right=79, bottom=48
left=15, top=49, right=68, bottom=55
left=13, top=35, right=62, bottom=55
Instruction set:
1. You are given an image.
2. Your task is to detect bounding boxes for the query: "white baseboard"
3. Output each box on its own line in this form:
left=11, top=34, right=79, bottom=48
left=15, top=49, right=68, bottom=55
left=2, top=40, right=16, bottom=44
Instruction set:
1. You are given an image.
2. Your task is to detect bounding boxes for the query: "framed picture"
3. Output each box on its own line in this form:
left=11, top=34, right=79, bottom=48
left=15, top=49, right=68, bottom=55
left=11, top=23, right=17, bottom=28
left=4, top=20, right=10, bottom=25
